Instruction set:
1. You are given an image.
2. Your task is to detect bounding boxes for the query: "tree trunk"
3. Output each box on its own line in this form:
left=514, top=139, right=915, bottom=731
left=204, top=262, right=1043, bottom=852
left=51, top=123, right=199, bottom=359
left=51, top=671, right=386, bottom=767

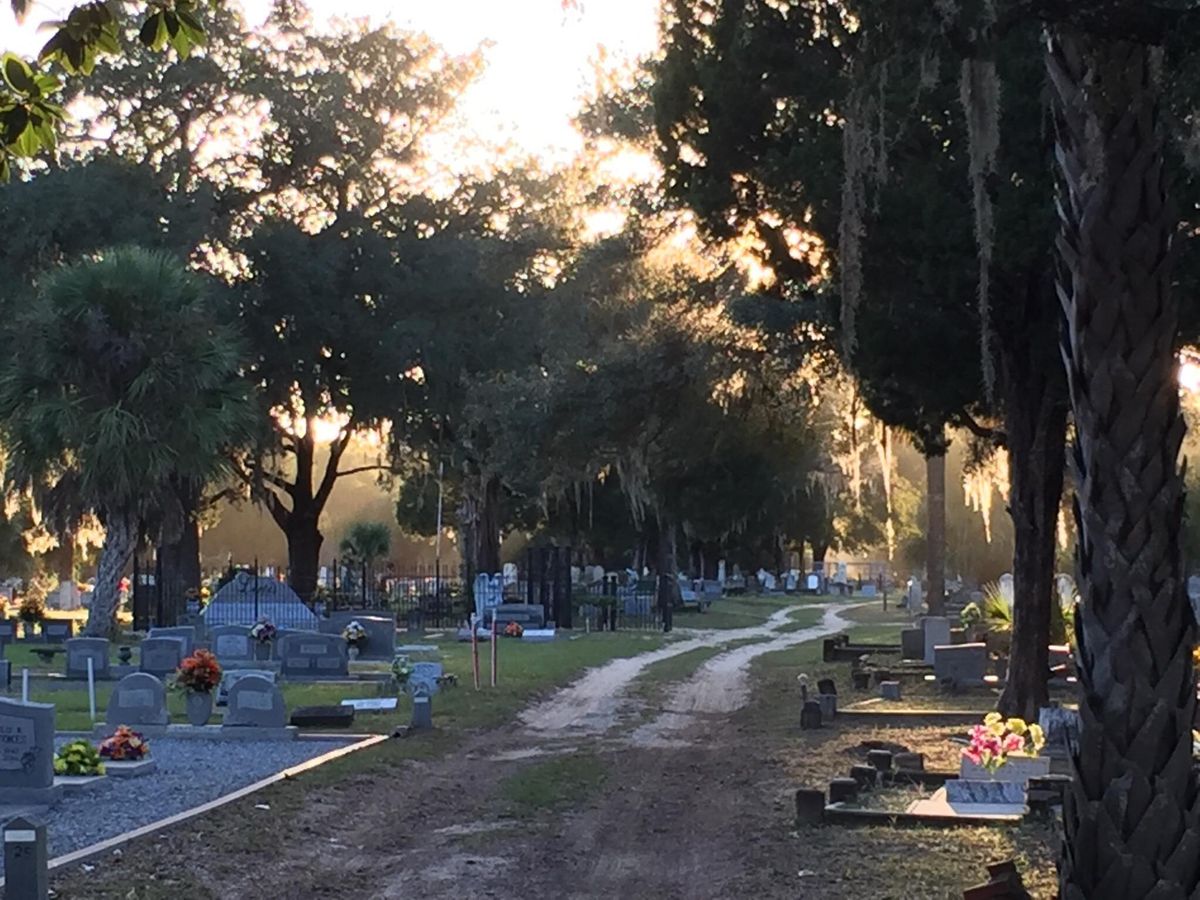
left=157, top=480, right=202, bottom=617
left=1048, top=31, right=1199, bottom=898
left=285, top=510, right=322, bottom=603
left=86, top=510, right=138, bottom=638
left=998, top=360, right=1068, bottom=720
left=925, top=451, right=947, bottom=615
left=474, top=475, right=502, bottom=577
left=656, top=516, right=681, bottom=612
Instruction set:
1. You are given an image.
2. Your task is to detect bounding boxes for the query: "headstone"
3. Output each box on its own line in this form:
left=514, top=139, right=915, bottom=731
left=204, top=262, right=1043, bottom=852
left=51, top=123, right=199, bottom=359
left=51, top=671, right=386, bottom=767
left=408, top=661, right=444, bottom=695
left=800, top=700, right=823, bottom=729
left=1038, top=706, right=1080, bottom=757
left=65, top=638, right=110, bottom=680
left=319, top=612, right=396, bottom=662
left=866, top=749, right=893, bottom=772
left=922, top=616, right=951, bottom=664
left=816, top=677, right=837, bottom=696
left=998, top=573, right=1015, bottom=608
left=894, top=752, right=924, bottom=771
left=138, top=637, right=184, bottom=678
left=277, top=632, right=349, bottom=678
left=202, top=572, right=319, bottom=630
left=40, top=620, right=72, bottom=644
left=880, top=681, right=901, bottom=701
left=147, top=626, right=196, bottom=657
left=795, top=788, right=825, bottom=824
left=209, top=625, right=255, bottom=664
left=0, top=660, right=10, bottom=689
left=817, top=693, right=837, bottom=723
left=850, top=764, right=878, bottom=789
left=933, top=642, right=988, bottom=687
left=907, top=578, right=923, bottom=609
left=949, top=627, right=967, bottom=644
left=217, top=669, right=276, bottom=707
left=106, top=672, right=168, bottom=726
left=410, top=687, right=433, bottom=730
left=1057, top=573, right=1078, bottom=606
left=0, top=699, right=58, bottom=805
left=0, top=618, right=15, bottom=648
left=223, top=674, right=287, bottom=728
left=4, top=816, right=48, bottom=899
left=900, top=628, right=924, bottom=660
left=828, top=778, right=857, bottom=804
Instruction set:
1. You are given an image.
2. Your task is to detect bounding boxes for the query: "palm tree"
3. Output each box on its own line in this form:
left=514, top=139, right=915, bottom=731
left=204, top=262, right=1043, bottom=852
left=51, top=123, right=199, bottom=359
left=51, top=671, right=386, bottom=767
left=0, top=247, right=249, bottom=637
left=339, top=521, right=392, bottom=570
left=1047, top=28, right=1200, bottom=897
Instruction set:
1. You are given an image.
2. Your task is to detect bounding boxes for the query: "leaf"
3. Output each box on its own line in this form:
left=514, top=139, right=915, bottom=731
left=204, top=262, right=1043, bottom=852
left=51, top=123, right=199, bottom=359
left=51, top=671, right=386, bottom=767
left=1, top=53, right=35, bottom=95
left=139, top=13, right=162, bottom=49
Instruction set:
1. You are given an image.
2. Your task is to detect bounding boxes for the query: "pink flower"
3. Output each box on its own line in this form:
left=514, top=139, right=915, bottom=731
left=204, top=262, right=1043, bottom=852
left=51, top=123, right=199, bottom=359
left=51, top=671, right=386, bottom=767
left=1003, top=733, right=1025, bottom=753
left=963, top=746, right=983, bottom=766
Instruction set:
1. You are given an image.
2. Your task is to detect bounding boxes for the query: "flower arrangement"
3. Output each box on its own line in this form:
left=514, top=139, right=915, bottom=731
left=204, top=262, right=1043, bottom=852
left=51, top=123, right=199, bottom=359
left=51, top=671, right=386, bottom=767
left=249, top=619, right=277, bottom=644
left=504, top=621, right=524, bottom=638
left=98, top=726, right=150, bottom=762
left=342, top=620, right=367, bottom=647
left=391, top=654, right=412, bottom=687
left=54, top=739, right=105, bottom=776
left=174, top=649, right=222, bottom=694
left=963, top=712, right=1045, bottom=773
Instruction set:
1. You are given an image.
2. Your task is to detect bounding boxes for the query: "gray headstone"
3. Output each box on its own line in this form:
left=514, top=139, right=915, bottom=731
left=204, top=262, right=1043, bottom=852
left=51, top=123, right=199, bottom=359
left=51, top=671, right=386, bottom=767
left=488, top=604, right=546, bottom=630
left=65, top=637, right=110, bottom=680
left=223, top=674, right=287, bottom=728
left=900, top=628, right=924, bottom=660
left=320, top=612, right=396, bottom=661
left=216, top=668, right=277, bottom=706
left=408, top=661, right=444, bottom=695
left=4, top=816, right=48, bottom=900
left=933, top=642, right=988, bottom=686
left=880, top=681, right=902, bottom=701
left=410, top=689, right=433, bottom=730
left=800, top=699, right=823, bottom=729
left=817, top=693, right=837, bottom=723
left=922, top=617, right=951, bottom=664
left=208, top=625, right=254, bottom=664
left=40, top=621, right=72, bottom=644
left=147, top=626, right=196, bottom=657
left=0, top=698, right=56, bottom=799
left=106, top=672, right=169, bottom=726
left=278, top=632, right=348, bottom=678
left=1038, top=705, right=1080, bottom=755
left=0, top=619, right=15, bottom=648
left=202, top=572, right=318, bottom=629
left=138, top=637, right=184, bottom=678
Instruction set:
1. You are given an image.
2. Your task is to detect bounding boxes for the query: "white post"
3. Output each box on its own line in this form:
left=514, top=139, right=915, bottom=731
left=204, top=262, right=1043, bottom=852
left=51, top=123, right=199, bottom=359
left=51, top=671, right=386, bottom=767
left=20, top=668, right=28, bottom=704
left=86, top=657, right=96, bottom=723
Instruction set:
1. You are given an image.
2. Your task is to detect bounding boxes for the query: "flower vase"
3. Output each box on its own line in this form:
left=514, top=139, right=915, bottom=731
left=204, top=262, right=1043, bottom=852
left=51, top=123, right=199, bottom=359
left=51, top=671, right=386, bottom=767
left=186, top=691, right=214, bottom=726
left=255, top=641, right=272, bottom=661
left=348, top=645, right=360, bottom=662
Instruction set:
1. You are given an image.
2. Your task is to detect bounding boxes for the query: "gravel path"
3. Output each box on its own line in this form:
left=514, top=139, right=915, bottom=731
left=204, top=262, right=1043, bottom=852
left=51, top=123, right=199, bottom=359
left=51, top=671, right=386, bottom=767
left=8, top=736, right=352, bottom=870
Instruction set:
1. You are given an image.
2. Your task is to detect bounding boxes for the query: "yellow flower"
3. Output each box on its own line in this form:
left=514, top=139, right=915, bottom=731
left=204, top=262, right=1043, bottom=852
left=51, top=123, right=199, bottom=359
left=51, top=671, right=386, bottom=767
left=1028, top=724, right=1045, bottom=750
left=988, top=721, right=1006, bottom=738
left=985, top=712, right=1002, bottom=726
left=1006, top=718, right=1027, bottom=735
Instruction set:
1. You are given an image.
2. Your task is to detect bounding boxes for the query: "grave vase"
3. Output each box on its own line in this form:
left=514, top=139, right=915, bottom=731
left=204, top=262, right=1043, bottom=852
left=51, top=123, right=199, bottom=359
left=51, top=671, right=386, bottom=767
left=185, top=690, right=214, bottom=726
left=348, top=645, right=360, bottom=662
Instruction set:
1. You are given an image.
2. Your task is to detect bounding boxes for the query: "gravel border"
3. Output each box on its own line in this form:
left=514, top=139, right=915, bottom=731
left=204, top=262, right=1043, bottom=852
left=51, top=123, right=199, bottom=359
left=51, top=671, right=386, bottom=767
left=0, top=736, right=353, bottom=871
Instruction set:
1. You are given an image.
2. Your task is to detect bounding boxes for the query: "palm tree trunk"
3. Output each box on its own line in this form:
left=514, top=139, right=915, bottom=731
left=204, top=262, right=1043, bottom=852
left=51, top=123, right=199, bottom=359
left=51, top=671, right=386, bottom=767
left=86, top=510, right=138, bottom=638
left=1048, top=30, right=1200, bottom=897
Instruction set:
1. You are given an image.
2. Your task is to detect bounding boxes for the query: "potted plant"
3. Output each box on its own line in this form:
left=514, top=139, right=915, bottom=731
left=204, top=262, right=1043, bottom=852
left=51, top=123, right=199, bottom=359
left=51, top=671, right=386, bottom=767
left=98, top=726, right=150, bottom=761
left=174, top=649, right=222, bottom=726
left=54, top=739, right=105, bottom=776
left=249, top=618, right=277, bottom=661
left=948, top=712, right=1047, bottom=804
left=342, top=620, right=367, bottom=661
left=503, top=621, right=524, bottom=639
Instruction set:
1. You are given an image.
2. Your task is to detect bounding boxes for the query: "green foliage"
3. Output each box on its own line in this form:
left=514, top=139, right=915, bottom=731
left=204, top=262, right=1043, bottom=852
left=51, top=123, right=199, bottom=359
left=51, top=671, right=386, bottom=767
left=0, top=247, right=250, bottom=531
left=53, top=738, right=104, bottom=776
left=1, top=1, right=224, bottom=179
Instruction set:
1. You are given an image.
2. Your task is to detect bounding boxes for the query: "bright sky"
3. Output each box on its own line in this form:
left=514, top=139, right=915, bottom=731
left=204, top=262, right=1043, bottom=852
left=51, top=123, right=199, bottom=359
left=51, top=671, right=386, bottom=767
left=2, top=0, right=660, bottom=160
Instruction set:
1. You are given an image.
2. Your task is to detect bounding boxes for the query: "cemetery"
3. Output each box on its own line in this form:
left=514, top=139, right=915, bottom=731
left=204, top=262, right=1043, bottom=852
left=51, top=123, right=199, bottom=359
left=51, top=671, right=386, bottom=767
left=1, top=0, right=1198, bottom=895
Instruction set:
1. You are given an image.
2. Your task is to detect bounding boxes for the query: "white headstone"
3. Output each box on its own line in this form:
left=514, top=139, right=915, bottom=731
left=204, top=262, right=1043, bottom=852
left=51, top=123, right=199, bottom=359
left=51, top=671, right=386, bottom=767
left=717, top=560, right=726, bottom=585
left=998, top=573, right=1015, bottom=608
left=1056, top=574, right=1077, bottom=608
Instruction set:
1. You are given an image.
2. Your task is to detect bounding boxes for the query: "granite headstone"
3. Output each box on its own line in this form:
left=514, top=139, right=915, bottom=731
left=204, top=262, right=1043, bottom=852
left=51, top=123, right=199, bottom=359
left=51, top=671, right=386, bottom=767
left=107, top=672, right=169, bottom=726
left=277, top=632, right=348, bottom=678
left=223, top=674, right=287, bottom=728
left=65, top=637, right=110, bottom=680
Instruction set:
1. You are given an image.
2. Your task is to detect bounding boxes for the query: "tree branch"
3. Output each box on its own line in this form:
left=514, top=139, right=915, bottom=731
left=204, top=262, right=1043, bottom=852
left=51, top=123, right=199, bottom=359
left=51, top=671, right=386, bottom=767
left=957, top=410, right=1007, bottom=447
left=314, top=428, right=354, bottom=511
left=335, top=463, right=399, bottom=478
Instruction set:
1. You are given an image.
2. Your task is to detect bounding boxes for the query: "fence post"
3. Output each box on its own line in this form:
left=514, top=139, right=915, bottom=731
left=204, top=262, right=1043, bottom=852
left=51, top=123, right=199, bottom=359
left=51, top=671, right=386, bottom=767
left=253, top=557, right=260, bottom=621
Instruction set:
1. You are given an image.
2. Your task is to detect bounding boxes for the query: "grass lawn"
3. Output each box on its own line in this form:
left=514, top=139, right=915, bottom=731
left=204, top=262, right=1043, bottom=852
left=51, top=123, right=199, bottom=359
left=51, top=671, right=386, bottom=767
left=35, top=630, right=673, bottom=733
